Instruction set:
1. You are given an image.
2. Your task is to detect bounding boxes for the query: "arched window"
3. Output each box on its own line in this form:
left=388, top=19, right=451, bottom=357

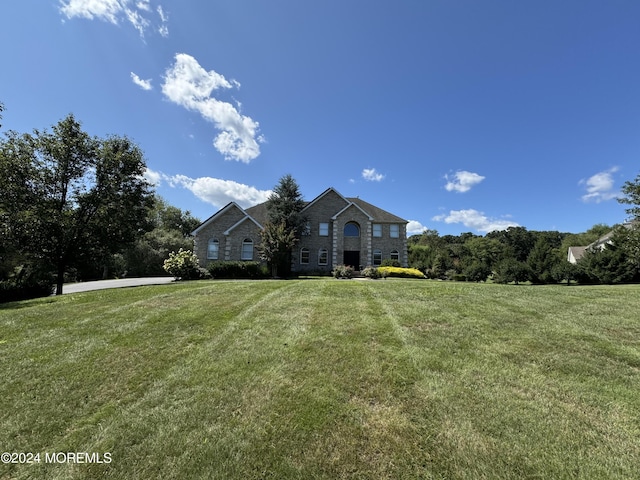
left=207, top=238, right=219, bottom=260
left=300, top=247, right=310, bottom=264
left=373, top=249, right=382, bottom=266
left=344, top=222, right=360, bottom=237
left=390, top=250, right=400, bottom=262
left=241, top=238, right=253, bottom=260
left=318, top=248, right=328, bottom=266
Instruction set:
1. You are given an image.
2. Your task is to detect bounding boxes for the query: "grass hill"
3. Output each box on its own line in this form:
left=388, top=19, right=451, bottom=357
left=1, top=279, right=639, bottom=479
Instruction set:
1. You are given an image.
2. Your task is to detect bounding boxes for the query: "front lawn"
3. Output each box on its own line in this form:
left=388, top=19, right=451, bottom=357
left=1, top=280, right=639, bottom=479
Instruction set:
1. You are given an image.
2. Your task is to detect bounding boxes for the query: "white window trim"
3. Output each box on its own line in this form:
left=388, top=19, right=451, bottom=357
left=207, top=238, right=219, bottom=260
left=241, top=238, right=254, bottom=260
left=390, top=224, right=400, bottom=238
left=300, top=247, right=310, bottom=264
left=319, top=222, right=329, bottom=236
left=373, top=249, right=382, bottom=266
left=373, top=224, right=382, bottom=237
left=318, top=248, right=328, bottom=265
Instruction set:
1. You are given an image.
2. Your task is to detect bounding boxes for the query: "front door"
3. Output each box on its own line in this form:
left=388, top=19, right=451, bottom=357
left=343, top=251, right=360, bottom=270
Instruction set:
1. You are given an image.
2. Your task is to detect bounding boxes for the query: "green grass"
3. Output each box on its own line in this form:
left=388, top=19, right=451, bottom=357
left=1, top=279, right=639, bottom=479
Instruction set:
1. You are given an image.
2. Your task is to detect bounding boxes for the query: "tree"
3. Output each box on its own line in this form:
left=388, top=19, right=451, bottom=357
left=0, top=114, right=153, bottom=295
left=259, top=221, right=298, bottom=277
left=527, top=237, right=560, bottom=284
left=619, top=172, right=640, bottom=220
left=261, top=175, right=306, bottom=277
left=267, top=174, right=307, bottom=235
left=493, top=258, right=531, bottom=285
left=120, top=196, right=199, bottom=278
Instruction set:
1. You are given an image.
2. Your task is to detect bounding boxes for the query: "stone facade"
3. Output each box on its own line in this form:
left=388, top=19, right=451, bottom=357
left=192, top=187, right=408, bottom=273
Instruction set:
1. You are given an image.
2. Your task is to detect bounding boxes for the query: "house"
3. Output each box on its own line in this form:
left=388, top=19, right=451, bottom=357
left=192, top=187, right=409, bottom=273
left=567, top=222, right=636, bottom=264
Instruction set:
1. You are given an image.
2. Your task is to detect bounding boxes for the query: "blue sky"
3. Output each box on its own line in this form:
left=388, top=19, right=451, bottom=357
left=2, top=1, right=639, bottom=236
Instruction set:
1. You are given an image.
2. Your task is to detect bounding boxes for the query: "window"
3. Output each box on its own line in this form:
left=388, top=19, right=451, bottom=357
left=390, top=224, right=400, bottom=238
left=300, top=248, right=310, bottom=264
left=390, top=250, right=400, bottom=262
left=373, top=224, right=382, bottom=237
left=207, top=238, right=219, bottom=260
left=319, top=222, right=329, bottom=236
left=241, top=238, right=253, bottom=260
left=344, top=222, right=360, bottom=237
left=318, top=248, right=328, bottom=265
left=373, top=249, right=382, bottom=266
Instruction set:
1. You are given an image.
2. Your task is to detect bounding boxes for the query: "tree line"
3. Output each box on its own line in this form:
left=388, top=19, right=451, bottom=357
left=2, top=111, right=640, bottom=301
left=408, top=175, right=640, bottom=284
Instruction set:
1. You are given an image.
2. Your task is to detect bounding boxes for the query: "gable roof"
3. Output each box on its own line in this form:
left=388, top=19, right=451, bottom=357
left=192, top=187, right=408, bottom=235
left=191, top=201, right=264, bottom=236
left=301, top=187, right=349, bottom=213
left=332, top=201, right=374, bottom=221
left=348, top=197, right=408, bottom=223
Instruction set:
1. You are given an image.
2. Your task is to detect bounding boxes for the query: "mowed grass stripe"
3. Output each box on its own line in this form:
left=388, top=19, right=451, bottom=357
left=1, top=280, right=639, bottom=479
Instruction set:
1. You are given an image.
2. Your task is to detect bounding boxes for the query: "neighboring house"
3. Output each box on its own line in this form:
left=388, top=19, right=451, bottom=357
left=567, top=222, right=635, bottom=264
left=192, top=187, right=409, bottom=273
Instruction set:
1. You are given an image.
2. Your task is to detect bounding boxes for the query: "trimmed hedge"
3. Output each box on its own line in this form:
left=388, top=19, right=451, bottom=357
left=207, top=261, right=269, bottom=279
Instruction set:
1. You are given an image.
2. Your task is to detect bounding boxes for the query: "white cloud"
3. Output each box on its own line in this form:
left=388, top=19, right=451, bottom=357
left=580, top=167, right=619, bottom=203
left=157, top=5, right=168, bottom=37
left=406, top=220, right=428, bottom=236
left=143, top=167, right=163, bottom=186
left=130, top=72, right=152, bottom=90
left=362, top=168, right=385, bottom=182
left=433, top=209, right=518, bottom=233
left=445, top=170, right=485, bottom=193
left=161, top=54, right=262, bottom=163
left=59, top=0, right=168, bottom=38
left=153, top=171, right=270, bottom=208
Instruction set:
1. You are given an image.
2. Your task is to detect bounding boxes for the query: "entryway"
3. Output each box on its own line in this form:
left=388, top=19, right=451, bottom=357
left=343, top=250, right=360, bottom=270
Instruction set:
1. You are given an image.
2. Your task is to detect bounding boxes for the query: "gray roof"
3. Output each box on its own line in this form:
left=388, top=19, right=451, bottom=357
left=244, top=193, right=407, bottom=225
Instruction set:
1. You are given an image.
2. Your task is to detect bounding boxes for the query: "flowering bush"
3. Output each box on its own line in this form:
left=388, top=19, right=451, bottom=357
left=332, top=264, right=354, bottom=279
left=163, top=249, right=204, bottom=280
left=376, top=266, right=426, bottom=279
left=361, top=266, right=381, bottom=279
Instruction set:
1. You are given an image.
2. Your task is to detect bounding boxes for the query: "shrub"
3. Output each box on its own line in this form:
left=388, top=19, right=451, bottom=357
left=207, top=261, right=269, bottom=279
left=0, top=265, right=55, bottom=303
left=376, top=266, right=426, bottom=279
left=361, top=266, right=380, bottom=279
left=332, top=264, right=354, bottom=279
left=380, top=259, right=401, bottom=268
left=163, top=249, right=203, bottom=280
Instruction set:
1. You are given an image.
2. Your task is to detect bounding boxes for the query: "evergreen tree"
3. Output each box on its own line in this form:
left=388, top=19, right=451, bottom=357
left=261, top=175, right=306, bottom=277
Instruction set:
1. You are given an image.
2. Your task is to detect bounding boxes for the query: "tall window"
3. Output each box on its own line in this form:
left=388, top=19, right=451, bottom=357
left=319, top=222, right=329, bottom=236
left=373, top=224, right=382, bottom=237
left=390, top=250, right=400, bottom=262
left=300, top=248, right=310, bottom=264
left=318, top=248, right=328, bottom=265
left=344, top=222, right=360, bottom=237
left=207, top=238, right=219, bottom=260
left=390, top=224, right=400, bottom=238
left=373, top=249, right=382, bottom=266
left=241, top=238, right=253, bottom=260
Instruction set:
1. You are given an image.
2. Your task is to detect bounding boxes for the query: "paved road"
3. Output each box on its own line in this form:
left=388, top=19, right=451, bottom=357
left=62, top=277, right=175, bottom=294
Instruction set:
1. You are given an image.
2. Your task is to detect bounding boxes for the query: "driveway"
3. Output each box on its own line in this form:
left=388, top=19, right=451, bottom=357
left=62, top=277, right=175, bottom=294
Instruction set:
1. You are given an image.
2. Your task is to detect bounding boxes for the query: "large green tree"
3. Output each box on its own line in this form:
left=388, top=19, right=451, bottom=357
left=619, top=172, right=640, bottom=220
left=260, top=174, right=306, bottom=277
left=0, top=114, right=153, bottom=295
